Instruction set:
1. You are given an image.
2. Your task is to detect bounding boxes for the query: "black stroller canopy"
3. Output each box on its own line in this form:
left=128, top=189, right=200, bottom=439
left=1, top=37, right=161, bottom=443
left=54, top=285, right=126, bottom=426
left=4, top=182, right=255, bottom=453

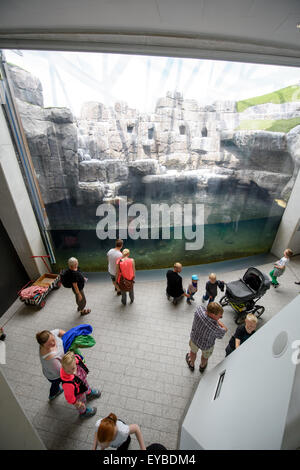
left=243, top=267, right=271, bottom=295
left=225, top=267, right=271, bottom=303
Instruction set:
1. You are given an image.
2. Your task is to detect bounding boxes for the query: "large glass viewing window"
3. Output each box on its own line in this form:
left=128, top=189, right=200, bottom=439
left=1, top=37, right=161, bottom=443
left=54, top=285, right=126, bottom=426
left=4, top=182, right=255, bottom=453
left=3, top=50, right=300, bottom=271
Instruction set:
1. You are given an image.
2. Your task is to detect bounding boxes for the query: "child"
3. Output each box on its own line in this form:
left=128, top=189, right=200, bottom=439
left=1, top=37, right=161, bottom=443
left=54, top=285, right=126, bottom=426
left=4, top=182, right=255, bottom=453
left=225, top=313, right=257, bottom=356
left=187, top=275, right=199, bottom=305
left=60, top=351, right=101, bottom=418
left=202, top=273, right=224, bottom=304
left=270, top=248, right=293, bottom=288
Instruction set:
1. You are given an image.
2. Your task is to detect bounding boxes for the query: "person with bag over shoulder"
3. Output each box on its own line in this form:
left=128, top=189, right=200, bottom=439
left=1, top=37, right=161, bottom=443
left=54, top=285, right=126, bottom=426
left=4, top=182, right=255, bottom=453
left=115, top=249, right=135, bottom=306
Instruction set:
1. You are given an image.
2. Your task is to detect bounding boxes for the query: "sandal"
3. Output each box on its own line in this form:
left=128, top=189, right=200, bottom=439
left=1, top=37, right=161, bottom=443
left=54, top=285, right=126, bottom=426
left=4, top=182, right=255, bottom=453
left=80, top=309, right=91, bottom=316
left=185, top=353, right=194, bottom=372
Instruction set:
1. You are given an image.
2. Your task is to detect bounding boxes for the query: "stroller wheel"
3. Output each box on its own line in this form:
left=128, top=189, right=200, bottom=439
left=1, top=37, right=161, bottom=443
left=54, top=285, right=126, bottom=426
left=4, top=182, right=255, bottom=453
left=235, top=314, right=246, bottom=325
left=220, top=296, right=229, bottom=307
left=254, top=306, right=265, bottom=319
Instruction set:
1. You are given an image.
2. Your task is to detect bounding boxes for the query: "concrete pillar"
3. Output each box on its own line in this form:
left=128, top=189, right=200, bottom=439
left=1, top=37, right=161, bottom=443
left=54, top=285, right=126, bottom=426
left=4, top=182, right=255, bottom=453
left=0, top=106, right=48, bottom=279
left=271, top=169, right=300, bottom=258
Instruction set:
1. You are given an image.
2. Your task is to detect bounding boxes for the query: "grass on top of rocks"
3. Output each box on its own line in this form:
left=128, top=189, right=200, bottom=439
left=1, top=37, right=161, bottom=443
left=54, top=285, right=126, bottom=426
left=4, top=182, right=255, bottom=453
left=236, top=117, right=300, bottom=133
left=236, top=85, right=300, bottom=113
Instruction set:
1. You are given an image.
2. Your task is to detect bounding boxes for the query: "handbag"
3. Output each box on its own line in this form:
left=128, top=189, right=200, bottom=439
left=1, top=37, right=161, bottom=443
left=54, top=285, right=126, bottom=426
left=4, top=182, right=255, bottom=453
left=118, top=275, right=134, bottom=292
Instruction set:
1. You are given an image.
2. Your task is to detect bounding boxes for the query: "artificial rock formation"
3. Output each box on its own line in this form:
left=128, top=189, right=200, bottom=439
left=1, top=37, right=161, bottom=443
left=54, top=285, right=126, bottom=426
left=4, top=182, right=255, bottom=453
left=8, top=64, right=300, bottom=214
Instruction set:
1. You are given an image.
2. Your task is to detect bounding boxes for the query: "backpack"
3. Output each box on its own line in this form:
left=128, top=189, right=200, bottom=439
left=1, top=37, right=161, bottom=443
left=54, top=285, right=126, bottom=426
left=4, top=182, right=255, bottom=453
left=60, top=269, right=73, bottom=288
left=61, top=355, right=89, bottom=396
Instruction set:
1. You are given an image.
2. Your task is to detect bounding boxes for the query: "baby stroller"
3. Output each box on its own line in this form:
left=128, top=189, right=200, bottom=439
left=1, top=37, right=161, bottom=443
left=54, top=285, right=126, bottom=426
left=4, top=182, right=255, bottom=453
left=219, top=267, right=271, bottom=324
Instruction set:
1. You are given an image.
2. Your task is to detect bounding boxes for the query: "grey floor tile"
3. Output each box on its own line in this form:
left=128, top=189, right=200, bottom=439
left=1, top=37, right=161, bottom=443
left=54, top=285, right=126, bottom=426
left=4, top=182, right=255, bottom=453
left=2, top=257, right=300, bottom=450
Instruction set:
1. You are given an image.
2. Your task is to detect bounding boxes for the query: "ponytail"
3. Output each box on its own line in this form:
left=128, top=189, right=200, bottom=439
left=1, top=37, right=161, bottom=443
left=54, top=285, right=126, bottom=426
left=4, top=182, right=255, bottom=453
left=97, top=413, right=117, bottom=443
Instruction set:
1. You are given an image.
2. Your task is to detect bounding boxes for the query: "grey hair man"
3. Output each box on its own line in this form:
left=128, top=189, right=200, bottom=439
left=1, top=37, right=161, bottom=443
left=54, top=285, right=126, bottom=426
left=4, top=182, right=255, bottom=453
left=68, top=257, right=91, bottom=316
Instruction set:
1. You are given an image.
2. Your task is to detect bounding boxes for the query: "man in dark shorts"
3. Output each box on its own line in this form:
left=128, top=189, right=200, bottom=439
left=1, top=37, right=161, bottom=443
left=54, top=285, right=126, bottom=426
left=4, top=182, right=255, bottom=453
left=166, top=262, right=190, bottom=305
left=67, top=257, right=91, bottom=316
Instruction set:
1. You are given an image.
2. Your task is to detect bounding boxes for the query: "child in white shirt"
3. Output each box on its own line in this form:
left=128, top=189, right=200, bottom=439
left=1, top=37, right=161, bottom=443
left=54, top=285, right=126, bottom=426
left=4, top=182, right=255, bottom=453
left=270, top=248, right=293, bottom=287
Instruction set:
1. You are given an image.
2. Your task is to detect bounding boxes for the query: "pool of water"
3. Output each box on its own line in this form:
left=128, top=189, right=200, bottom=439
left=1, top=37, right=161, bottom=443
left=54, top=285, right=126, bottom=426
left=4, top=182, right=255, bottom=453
left=50, top=215, right=281, bottom=272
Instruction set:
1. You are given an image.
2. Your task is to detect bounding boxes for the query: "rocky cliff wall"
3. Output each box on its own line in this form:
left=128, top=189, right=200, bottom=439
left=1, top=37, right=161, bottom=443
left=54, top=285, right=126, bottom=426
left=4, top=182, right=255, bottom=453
left=8, top=64, right=300, bottom=211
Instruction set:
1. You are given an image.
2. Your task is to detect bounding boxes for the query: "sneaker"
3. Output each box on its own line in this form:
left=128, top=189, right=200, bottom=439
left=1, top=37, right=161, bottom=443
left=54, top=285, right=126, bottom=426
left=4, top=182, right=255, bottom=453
left=166, top=294, right=171, bottom=301
left=172, top=299, right=178, bottom=305
left=87, top=389, right=101, bottom=400
left=80, top=406, right=97, bottom=418
left=187, top=299, right=191, bottom=305
left=49, top=385, right=63, bottom=401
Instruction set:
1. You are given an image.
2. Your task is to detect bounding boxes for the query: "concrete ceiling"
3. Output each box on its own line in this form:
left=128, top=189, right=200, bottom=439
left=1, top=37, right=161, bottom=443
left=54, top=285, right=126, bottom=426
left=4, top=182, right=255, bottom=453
left=0, top=0, right=300, bottom=66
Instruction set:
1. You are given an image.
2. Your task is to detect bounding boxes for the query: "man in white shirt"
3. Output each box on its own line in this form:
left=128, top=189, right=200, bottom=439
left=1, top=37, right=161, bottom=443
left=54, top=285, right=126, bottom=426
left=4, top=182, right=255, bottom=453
left=107, top=239, right=123, bottom=294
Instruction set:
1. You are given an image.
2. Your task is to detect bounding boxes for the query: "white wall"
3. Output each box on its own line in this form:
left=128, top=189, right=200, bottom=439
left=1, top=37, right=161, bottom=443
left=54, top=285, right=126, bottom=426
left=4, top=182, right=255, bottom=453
left=0, top=366, right=45, bottom=450
left=290, top=219, right=300, bottom=255
left=180, top=295, right=300, bottom=450
left=0, top=106, right=48, bottom=279
left=272, top=170, right=300, bottom=257
left=281, top=362, right=300, bottom=449
left=1, top=1, right=300, bottom=67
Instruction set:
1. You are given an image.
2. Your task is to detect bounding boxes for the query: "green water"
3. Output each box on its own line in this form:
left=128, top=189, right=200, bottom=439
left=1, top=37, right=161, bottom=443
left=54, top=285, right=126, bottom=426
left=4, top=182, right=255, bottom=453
left=50, top=216, right=281, bottom=272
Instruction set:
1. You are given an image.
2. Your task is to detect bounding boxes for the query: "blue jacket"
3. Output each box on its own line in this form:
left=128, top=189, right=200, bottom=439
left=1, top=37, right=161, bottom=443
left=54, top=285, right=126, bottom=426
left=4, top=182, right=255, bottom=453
left=62, top=324, right=93, bottom=353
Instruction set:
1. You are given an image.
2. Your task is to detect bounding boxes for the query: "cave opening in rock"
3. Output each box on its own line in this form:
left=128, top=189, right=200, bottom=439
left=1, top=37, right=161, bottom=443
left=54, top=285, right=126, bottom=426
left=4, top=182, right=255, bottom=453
left=148, top=127, right=154, bottom=139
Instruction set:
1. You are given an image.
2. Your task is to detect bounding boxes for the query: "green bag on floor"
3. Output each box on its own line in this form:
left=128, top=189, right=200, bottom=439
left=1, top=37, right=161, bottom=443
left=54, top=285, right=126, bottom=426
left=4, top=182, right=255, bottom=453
left=68, top=335, right=96, bottom=356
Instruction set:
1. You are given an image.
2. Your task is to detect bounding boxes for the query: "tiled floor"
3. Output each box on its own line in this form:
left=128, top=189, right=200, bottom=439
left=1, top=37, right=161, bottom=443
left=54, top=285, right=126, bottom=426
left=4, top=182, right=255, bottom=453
left=1, top=254, right=300, bottom=450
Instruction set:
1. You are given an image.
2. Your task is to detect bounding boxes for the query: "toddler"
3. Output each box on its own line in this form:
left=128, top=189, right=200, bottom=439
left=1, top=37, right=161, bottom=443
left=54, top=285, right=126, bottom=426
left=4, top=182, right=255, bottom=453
left=202, top=273, right=224, bottom=304
left=270, top=248, right=293, bottom=288
left=187, top=275, right=198, bottom=305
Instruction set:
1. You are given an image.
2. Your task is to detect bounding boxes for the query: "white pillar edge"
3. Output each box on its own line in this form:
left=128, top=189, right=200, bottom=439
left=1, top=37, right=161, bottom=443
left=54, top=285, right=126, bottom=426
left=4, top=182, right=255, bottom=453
left=271, top=169, right=300, bottom=258
left=0, top=105, right=49, bottom=279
